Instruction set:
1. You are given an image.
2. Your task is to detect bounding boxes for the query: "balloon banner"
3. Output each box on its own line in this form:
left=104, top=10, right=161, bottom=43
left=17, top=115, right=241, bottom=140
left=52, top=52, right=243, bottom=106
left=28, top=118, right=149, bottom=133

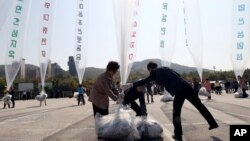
left=0, top=0, right=14, bottom=31
left=4, top=0, right=31, bottom=90
left=159, top=0, right=180, bottom=67
left=231, top=0, right=250, bottom=78
left=113, top=0, right=141, bottom=85
left=182, top=0, right=203, bottom=81
left=74, top=0, right=89, bottom=84
left=38, top=0, right=57, bottom=90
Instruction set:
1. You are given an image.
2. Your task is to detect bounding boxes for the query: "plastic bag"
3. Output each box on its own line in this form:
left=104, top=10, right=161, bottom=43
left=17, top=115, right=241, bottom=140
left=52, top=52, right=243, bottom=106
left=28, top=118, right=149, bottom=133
left=2, top=94, right=12, bottom=104
left=134, top=117, right=163, bottom=139
left=35, top=93, right=47, bottom=101
left=95, top=106, right=140, bottom=141
left=198, top=87, right=211, bottom=97
left=234, top=88, right=243, bottom=98
left=161, top=90, right=174, bottom=102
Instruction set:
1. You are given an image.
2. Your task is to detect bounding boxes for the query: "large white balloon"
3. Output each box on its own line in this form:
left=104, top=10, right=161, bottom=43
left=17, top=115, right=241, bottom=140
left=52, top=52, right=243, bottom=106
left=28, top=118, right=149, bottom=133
left=182, top=0, right=203, bottom=81
left=4, top=0, right=31, bottom=90
left=38, top=0, right=57, bottom=90
left=74, top=0, right=89, bottom=84
left=0, top=0, right=13, bottom=31
left=231, top=0, right=250, bottom=78
left=159, top=0, right=180, bottom=67
left=113, top=0, right=141, bottom=85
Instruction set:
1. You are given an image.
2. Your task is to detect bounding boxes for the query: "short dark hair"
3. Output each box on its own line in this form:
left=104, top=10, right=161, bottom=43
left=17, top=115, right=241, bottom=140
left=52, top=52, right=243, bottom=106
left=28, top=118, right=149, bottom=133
left=106, top=61, right=120, bottom=72
left=147, top=62, right=158, bottom=70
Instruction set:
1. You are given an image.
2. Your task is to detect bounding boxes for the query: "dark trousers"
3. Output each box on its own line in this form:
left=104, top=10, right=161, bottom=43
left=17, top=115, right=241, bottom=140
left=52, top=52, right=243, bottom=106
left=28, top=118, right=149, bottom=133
left=242, top=89, right=248, bottom=97
left=146, top=92, right=154, bottom=103
left=11, top=98, right=15, bottom=108
left=92, top=104, right=108, bottom=117
left=78, top=94, right=85, bottom=105
left=123, top=88, right=147, bottom=116
left=3, top=103, right=10, bottom=108
left=173, top=84, right=218, bottom=136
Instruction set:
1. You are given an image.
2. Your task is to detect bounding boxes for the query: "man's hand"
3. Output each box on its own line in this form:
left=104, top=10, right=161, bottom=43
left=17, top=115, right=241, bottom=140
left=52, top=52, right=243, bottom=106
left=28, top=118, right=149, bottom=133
left=117, top=92, right=125, bottom=104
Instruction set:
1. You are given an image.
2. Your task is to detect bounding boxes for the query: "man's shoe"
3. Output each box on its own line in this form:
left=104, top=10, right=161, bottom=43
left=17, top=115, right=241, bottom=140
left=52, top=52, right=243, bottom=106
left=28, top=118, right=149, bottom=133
left=172, top=135, right=183, bottom=141
left=209, top=124, right=219, bottom=130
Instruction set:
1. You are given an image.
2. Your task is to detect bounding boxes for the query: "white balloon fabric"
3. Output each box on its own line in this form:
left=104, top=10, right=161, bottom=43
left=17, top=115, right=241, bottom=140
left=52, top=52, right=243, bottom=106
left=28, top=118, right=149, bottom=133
left=38, top=0, right=57, bottom=89
left=113, top=0, right=141, bottom=85
left=74, top=0, right=89, bottom=84
left=159, top=0, right=180, bottom=67
left=182, top=0, right=203, bottom=81
left=4, top=0, right=31, bottom=90
left=0, top=0, right=13, bottom=31
left=231, top=0, right=250, bottom=78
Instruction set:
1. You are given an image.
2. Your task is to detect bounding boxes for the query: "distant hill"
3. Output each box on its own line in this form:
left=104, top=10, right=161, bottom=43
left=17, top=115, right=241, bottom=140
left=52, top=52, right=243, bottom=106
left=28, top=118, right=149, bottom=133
left=0, top=59, right=211, bottom=78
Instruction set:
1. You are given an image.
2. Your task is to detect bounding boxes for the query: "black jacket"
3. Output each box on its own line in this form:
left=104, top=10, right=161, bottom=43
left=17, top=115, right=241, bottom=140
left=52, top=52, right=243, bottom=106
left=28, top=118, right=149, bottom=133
left=134, top=67, right=189, bottom=96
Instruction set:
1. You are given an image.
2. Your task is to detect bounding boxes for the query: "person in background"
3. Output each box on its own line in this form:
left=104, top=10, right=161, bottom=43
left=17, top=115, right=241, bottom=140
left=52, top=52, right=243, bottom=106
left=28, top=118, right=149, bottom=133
left=203, top=78, right=212, bottom=100
left=9, top=87, right=15, bottom=108
left=134, top=62, right=218, bottom=141
left=88, top=61, right=120, bottom=117
left=214, top=80, right=221, bottom=95
left=146, top=82, right=154, bottom=103
left=78, top=84, right=85, bottom=105
left=237, top=75, right=249, bottom=98
left=193, top=77, right=201, bottom=96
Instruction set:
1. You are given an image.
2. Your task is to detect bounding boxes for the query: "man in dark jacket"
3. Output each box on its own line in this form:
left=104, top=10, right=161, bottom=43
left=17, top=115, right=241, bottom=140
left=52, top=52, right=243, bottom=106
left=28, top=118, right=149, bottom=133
left=9, top=88, right=15, bottom=108
left=134, top=62, right=218, bottom=141
left=123, top=85, right=147, bottom=116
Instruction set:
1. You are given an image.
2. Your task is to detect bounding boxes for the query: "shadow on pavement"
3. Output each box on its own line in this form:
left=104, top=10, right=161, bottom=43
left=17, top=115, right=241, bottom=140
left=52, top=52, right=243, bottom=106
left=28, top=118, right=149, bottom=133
left=98, top=137, right=164, bottom=141
left=211, top=136, right=222, bottom=141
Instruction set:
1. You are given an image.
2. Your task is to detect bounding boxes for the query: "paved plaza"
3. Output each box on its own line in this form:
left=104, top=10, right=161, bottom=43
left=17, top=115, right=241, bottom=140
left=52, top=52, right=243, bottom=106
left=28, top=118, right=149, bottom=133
left=0, top=92, right=250, bottom=141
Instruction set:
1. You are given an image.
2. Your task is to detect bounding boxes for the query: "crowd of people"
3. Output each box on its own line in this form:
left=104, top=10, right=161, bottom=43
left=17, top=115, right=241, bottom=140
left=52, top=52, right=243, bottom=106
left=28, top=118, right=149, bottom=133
left=2, top=60, right=249, bottom=141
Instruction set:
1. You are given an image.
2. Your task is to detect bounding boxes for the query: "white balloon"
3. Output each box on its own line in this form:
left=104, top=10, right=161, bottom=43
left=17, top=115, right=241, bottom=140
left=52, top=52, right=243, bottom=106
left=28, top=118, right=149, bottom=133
left=113, top=0, right=141, bottom=85
left=4, top=0, right=31, bottom=90
left=38, top=0, right=57, bottom=89
left=0, top=0, right=13, bottom=31
left=231, top=0, right=250, bottom=78
left=182, top=0, right=203, bottom=81
left=74, top=0, right=89, bottom=84
left=159, top=0, right=180, bottom=67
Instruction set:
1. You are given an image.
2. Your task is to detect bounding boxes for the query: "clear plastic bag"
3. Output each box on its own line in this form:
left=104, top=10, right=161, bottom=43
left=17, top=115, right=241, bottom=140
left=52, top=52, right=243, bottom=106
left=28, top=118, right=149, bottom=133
left=2, top=94, right=12, bottom=104
left=95, top=106, right=140, bottom=141
left=35, top=93, right=47, bottom=101
left=160, top=90, right=174, bottom=102
left=198, top=87, right=211, bottom=97
left=134, top=117, right=163, bottom=139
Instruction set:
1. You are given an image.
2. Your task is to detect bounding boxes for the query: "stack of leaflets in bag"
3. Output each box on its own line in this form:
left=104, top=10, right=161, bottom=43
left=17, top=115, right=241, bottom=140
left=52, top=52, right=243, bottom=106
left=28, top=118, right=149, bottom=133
left=95, top=106, right=140, bottom=141
left=35, top=91, right=48, bottom=101
left=134, top=117, right=163, bottom=139
left=161, top=90, right=174, bottom=102
left=234, top=88, right=244, bottom=98
left=198, top=87, right=211, bottom=97
left=2, top=94, right=12, bottom=105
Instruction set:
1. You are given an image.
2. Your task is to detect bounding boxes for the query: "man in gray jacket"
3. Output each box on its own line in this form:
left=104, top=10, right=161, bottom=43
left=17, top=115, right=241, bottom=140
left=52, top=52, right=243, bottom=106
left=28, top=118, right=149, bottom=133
left=88, top=61, right=120, bottom=116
